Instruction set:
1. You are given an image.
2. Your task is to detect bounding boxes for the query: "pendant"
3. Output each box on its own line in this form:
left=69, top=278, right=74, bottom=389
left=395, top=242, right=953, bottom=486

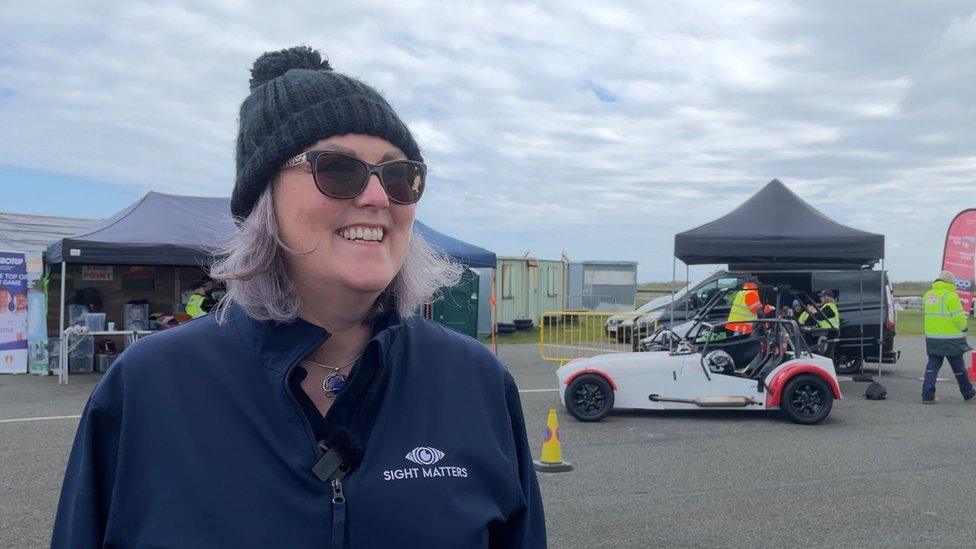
left=323, top=371, right=348, bottom=398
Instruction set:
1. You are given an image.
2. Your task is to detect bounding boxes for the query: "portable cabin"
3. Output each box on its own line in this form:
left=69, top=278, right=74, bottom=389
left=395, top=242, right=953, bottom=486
left=567, top=261, right=638, bottom=311
left=495, top=257, right=565, bottom=325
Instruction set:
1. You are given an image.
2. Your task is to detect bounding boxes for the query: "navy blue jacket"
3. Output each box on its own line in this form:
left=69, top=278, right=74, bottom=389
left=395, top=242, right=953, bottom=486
left=52, top=305, right=545, bottom=548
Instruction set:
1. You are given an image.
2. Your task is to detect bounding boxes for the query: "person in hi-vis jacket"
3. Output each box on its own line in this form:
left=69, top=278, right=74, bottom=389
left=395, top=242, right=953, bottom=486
left=921, top=270, right=974, bottom=404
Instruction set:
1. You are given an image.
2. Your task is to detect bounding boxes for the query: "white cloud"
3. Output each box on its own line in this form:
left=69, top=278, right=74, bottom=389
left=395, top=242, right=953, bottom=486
left=0, top=1, right=974, bottom=281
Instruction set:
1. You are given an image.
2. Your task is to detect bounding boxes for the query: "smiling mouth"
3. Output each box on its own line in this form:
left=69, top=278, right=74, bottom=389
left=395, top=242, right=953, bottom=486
left=336, top=226, right=385, bottom=243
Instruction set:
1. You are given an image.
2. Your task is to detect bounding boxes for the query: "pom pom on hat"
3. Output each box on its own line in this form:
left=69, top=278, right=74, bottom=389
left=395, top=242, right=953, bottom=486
left=248, top=45, right=333, bottom=90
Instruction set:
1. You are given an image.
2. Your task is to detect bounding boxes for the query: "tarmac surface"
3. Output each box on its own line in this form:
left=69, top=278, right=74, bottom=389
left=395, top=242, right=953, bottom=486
left=2, top=336, right=975, bottom=548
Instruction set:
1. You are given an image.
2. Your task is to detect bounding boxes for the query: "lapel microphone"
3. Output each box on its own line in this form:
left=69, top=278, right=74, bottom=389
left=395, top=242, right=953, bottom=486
left=313, top=427, right=364, bottom=482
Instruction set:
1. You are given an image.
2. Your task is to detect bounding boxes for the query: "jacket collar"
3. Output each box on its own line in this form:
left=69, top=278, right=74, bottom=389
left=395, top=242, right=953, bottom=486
left=228, top=303, right=329, bottom=374
left=227, top=302, right=404, bottom=374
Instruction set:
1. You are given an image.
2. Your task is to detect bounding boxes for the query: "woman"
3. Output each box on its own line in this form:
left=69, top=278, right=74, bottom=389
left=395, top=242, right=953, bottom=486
left=52, top=46, right=545, bottom=548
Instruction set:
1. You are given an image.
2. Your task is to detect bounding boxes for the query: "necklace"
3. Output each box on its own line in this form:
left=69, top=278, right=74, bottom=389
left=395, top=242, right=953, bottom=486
left=301, top=355, right=361, bottom=399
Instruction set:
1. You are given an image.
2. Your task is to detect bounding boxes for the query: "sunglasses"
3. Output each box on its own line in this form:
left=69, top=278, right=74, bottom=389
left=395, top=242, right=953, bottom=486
left=282, top=150, right=427, bottom=205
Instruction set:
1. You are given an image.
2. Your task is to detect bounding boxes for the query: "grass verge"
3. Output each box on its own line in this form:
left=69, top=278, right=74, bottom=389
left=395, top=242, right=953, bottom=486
left=895, top=311, right=976, bottom=336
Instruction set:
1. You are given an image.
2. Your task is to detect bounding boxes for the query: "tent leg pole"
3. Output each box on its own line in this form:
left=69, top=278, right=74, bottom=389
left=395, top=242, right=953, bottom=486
left=859, top=267, right=865, bottom=369
left=59, top=261, right=66, bottom=386
left=491, top=268, right=497, bottom=355
left=685, top=263, right=689, bottom=319
left=878, top=259, right=885, bottom=378
left=670, top=257, right=676, bottom=353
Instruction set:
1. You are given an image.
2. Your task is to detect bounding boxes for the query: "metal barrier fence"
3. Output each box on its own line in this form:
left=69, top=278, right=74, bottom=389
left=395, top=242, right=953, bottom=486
left=539, top=310, right=653, bottom=364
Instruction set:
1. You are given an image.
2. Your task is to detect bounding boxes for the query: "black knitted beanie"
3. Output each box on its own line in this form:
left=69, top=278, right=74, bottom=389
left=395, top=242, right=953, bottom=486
left=231, top=46, right=422, bottom=219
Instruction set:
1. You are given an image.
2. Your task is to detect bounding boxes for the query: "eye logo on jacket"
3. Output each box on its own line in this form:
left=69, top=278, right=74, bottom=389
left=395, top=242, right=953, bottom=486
left=405, top=447, right=445, bottom=466
left=383, top=446, right=468, bottom=482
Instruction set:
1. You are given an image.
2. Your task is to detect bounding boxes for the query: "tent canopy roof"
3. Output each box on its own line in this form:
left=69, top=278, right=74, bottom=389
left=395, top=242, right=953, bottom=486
left=673, top=179, right=884, bottom=269
left=45, top=192, right=236, bottom=266
left=45, top=192, right=496, bottom=268
left=412, top=220, right=496, bottom=268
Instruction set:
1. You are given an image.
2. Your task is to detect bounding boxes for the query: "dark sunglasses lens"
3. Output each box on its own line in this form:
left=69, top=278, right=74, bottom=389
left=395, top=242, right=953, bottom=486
left=313, top=154, right=368, bottom=199
left=380, top=162, right=425, bottom=204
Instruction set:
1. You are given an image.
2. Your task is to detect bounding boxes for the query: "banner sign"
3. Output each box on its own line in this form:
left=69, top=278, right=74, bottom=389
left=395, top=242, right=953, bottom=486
left=0, top=250, right=29, bottom=373
left=82, top=265, right=114, bottom=281
left=942, top=209, right=976, bottom=313
left=26, top=252, right=48, bottom=375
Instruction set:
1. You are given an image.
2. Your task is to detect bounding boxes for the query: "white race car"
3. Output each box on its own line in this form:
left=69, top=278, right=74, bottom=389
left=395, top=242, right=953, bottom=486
left=557, top=319, right=841, bottom=425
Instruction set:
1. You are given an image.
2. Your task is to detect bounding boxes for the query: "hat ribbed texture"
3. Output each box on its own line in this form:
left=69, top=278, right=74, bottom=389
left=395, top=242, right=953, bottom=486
left=232, top=49, right=421, bottom=219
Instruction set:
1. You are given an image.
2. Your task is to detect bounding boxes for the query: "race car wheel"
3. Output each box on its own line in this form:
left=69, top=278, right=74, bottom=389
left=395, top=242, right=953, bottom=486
left=833, top=355, right=863, bottom=375
left=781, top=374, right=833, bottom=425
left=565, top=374, right=614, bottom=422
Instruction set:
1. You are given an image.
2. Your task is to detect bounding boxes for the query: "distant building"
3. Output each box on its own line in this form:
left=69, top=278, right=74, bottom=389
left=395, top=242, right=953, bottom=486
left=567, top=261, right=638, bottom=311
left=494, top=257, right=566, bottom=324
left=0, top=212, right=100, bottom=252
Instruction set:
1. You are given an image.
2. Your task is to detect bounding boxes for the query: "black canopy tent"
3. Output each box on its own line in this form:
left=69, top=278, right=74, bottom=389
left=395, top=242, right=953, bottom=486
left=674, top=179, right=884, bottom=268
left=670, top=179, right=887, bottom=374
left=45, top=192, right=497, bottom=382
left=45, top=192, right=237, bottom=266
left=45, top=193, right=497, bottom=269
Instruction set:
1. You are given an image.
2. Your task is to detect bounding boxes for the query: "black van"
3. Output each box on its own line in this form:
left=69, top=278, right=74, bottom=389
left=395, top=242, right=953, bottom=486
left=632, top=270, right=898, bottom=374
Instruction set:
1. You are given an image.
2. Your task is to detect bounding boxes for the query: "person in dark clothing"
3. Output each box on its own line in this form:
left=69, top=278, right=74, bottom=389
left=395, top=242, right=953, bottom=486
left=52, top=46, right=546, bottom=548
left=200, top=278, right=221, bottom=313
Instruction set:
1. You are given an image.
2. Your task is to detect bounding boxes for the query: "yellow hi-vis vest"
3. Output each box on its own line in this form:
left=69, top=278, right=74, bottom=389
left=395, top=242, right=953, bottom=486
left=186, top=294, right=206, bottom=318
left=727, top=290, right=757, bottom=324
left=817, top=302, right=840, bottom=330
left=923, top=280, right=968, bottom=338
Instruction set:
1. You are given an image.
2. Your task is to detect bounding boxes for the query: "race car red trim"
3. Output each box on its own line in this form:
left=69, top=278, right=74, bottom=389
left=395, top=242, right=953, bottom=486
left=564, top=368, right=619, bottom=391
left=765, top=364, right=842, bottom=408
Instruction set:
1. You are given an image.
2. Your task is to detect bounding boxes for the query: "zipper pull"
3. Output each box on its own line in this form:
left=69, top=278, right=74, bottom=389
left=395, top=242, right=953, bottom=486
left=330, top=477, right=347, bottom=549
left=331, top=477, right=345, bottom=504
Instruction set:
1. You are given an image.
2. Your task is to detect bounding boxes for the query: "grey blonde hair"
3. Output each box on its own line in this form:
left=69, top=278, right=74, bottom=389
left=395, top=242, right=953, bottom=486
left=210, top=185, right=463, bottom=324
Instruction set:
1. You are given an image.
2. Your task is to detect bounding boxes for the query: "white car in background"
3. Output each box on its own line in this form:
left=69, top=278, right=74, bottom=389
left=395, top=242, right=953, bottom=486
left=561, top=319, right=841, bottom=425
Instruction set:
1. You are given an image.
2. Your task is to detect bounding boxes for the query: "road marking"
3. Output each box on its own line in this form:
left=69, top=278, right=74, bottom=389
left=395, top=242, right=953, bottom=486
left=519, top=388, right=559, bottom=393
left=0, top=414, right=82, bottom=424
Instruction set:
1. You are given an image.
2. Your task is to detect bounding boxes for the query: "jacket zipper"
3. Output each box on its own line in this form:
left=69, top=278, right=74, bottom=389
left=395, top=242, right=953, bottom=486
left=283, top=354, right=349, bottom=548
left=330, top=477, right=346, bottom=549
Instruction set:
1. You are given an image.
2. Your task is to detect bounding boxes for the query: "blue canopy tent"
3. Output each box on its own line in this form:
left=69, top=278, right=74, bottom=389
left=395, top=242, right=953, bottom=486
left=413, top=221, right=496, bottom=269
left=45, top=192, right=497, bottom=382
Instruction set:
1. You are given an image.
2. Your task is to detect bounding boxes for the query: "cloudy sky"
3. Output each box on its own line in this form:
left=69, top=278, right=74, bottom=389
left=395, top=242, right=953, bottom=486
left=1, top=1, right=973, bottom=281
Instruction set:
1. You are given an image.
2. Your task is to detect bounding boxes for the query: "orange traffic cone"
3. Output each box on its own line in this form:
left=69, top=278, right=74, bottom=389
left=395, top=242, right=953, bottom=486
left=969, top=351, right=976, bottom=383
left=533, top=409, right=573, bottom=473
